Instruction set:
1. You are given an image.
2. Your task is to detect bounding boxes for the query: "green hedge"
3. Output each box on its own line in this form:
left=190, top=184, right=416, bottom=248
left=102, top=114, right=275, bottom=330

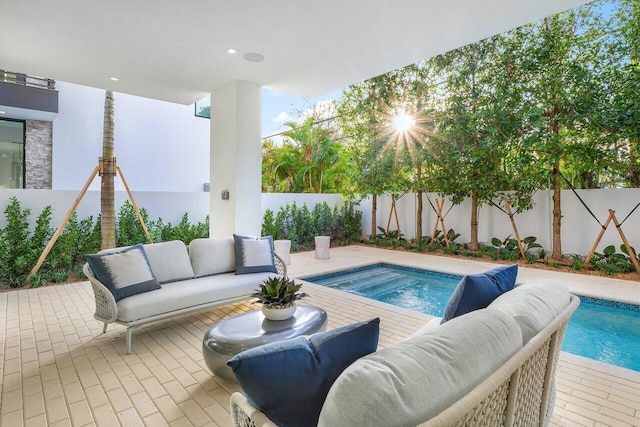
left=261, top=201, right=362, bottom=251
left=0, top=198, right=209, bottom=288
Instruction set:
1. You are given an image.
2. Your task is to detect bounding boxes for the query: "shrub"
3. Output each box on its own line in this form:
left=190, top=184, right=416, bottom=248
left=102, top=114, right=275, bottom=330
left=0, top=197, right=210, bottom=288
left=0, top=197, right=36, bottom=287
left=160, top=213, right=209, bottom=245
left=262, top=209, right=276, bottom=238
left=261, top=201, right=363, bottom=250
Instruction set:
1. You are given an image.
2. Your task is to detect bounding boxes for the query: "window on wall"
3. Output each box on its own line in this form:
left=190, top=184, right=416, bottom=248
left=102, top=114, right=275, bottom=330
left=0, top=119, right=25, bottom=189
left=195, top=96, right=211, bottom=119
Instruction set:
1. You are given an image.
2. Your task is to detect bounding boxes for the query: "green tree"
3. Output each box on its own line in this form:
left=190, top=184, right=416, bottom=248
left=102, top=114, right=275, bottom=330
left=602, top=0, right=640, bottom=187
left=262, top=116, right=350, bottom=193
left=430, top=37, right=517, bottom=251
left=505, top=5, right=611, bottom=259
left=338, top=70, right=426, bottom=238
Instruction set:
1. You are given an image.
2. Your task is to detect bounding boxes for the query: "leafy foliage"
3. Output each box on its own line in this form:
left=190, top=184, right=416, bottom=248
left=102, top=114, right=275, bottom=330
left=262, top=116, right=352, bottom=194
left=482, top=235, right=543, bottom=261
left=251, top=276, right=308, bottom=308
left=261, top=201, right=362, bottom=250
left=0, top=197, right=209, bottom=288
left=589, top=244, right=637, bottom=275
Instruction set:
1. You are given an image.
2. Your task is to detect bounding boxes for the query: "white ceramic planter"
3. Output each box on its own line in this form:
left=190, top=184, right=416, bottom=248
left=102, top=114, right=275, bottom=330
left=273, top=239, right=292, bottom=265
left=262, top=304, right=297, bottom=321
left=315, top=236, right=330, bottom=259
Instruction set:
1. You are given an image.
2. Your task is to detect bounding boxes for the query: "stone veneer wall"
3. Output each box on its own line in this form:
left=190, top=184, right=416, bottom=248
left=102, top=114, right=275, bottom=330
left=24, top=119, right=52, bottom=189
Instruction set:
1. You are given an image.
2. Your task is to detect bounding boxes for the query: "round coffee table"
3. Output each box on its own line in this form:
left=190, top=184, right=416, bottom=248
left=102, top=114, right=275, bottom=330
left=202, top=305, right=328, bottom=381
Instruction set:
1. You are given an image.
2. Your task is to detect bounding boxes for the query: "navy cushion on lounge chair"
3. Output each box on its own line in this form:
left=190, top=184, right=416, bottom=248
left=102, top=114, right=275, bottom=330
left=227, top=318, right=380, bottom=427
left=441, top=264, right=517, bottom=324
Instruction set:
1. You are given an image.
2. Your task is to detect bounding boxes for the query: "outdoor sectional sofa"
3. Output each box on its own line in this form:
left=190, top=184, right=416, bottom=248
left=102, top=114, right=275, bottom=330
left=83, top=236, right=286, bottom=354
left=230, top=280, right=580, bottom=427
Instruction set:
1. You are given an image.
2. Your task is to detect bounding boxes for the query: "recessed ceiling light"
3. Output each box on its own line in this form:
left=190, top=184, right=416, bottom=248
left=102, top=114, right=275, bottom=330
left=0, top=111, right=5, bottom=114
left=244, top=52, right=265, bottom=63
left=225, top=48, right=238, bottom=54
left=110, top=77, right=119, bottom=81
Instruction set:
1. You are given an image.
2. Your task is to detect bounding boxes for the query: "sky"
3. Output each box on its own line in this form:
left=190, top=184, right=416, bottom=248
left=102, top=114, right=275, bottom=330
left=261, top=87, right=343, bottom=140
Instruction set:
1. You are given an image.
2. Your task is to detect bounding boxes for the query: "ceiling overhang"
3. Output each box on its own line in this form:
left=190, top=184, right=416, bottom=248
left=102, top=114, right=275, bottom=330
left=0, top=0, right=591, bottom=105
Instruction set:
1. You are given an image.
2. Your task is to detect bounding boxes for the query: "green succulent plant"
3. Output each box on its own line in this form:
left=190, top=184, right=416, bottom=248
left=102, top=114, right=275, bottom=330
left=252, top=276, right=308, bottom=308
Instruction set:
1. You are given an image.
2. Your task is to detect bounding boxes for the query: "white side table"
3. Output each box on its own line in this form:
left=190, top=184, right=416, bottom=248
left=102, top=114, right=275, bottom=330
left=314, top=236, right=330, bottom=259
left=273, top=239, right=292, bottom=265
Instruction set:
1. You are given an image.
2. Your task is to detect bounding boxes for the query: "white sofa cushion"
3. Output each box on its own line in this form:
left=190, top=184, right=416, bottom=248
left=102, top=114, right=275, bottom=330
left=318, top=309, right=522, bottom=427
left=488, top=280, right=570, bottom=343
left=116, top=271, right=275, bottom=321
left=189, top=237, right=236, bottom=277
left=143, top=240, right=194, bottom=283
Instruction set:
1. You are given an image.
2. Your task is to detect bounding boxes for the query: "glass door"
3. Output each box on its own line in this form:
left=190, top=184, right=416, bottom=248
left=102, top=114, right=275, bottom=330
left=0, top=119, right=25, bottom=189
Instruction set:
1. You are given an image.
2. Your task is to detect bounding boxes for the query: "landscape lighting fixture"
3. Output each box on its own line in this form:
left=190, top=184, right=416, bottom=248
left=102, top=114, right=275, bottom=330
left=226, top=48, right=238, bottom=54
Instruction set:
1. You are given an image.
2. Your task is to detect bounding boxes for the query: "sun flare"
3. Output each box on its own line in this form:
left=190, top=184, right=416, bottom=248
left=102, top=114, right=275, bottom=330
left=374, top=103, right=435, bottom=162
left=392, top=111, right=415, bottom=132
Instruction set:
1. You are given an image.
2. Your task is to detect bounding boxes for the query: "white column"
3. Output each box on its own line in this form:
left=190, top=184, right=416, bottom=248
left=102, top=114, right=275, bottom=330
left=210, top=80, right=262, bottom=237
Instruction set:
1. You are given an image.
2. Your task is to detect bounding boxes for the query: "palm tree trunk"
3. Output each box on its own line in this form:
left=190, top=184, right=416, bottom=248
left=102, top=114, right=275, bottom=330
left=101, top=91, right=116, bottom=249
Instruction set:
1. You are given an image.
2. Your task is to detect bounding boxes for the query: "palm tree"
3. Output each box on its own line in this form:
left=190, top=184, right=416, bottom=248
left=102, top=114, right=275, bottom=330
left=101, top=91, right=116, bottom=249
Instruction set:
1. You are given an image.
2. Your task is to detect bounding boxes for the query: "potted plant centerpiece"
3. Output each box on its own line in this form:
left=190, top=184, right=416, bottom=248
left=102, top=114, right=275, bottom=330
left=252, top=276, right=308, bottom=321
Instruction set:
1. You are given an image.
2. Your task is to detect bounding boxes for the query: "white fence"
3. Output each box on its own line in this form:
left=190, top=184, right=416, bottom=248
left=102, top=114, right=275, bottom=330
left=368, top=189, right=640, bottom=256
left=1, top=189, right=639, bottom=256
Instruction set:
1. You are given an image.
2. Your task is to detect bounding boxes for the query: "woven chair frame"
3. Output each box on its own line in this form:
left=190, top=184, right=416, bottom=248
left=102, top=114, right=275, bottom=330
left=231, top=295, right=580, bottom=427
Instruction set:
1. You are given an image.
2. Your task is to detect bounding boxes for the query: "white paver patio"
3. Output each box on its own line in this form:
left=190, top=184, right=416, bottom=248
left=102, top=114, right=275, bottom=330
left=1, top=245, right=639, bottom=426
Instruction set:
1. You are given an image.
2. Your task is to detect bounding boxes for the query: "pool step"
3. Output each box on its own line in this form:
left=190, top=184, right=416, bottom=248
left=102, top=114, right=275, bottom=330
left=365, top=278, right=424, bottom=299
left=313, top=267, right=400, bottom=290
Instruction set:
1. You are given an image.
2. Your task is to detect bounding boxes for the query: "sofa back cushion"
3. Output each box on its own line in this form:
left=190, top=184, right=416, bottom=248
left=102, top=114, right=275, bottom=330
left=318, top=309, right=522, bottom=427
left=488, top=280, right=571, bottom=343
left=143, top=240, right=194, bottom=283
left=189, top=237, right=236, bottom=277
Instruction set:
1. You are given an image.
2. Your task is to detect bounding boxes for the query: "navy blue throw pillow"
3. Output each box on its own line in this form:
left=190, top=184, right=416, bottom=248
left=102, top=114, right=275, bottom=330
left=85, top=244, right=161, bottom=302
left=233, top=234, right=278, bottom=275
left=227, top=318, right=380, bottom=427
left=441, top=264, right=518, bottom=324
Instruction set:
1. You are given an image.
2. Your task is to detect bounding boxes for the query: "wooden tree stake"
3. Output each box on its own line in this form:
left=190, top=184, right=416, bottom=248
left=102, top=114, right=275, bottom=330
left=117, top=166, right=152, bottom=244
left=385, top=198, right=401, bottom=236
left=584, top=209, right=640, bottom=273
left=610, top=209, right=640, bottom=272
left=584, top=214, right=613, bottom=268
left=30, top=161, right=154, bottom=276
left=30, top=166, right=100, bottom=276
left=430, top=199, right=450, bottom=248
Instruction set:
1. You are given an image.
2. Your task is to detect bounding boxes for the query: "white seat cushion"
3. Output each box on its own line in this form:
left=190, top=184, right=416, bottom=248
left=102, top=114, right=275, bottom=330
left=116, top=272, right=275, bottom=321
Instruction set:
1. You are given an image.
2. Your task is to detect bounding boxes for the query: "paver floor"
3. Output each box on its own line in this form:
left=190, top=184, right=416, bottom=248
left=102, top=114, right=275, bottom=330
left=1, top=245, right=639, bottom=426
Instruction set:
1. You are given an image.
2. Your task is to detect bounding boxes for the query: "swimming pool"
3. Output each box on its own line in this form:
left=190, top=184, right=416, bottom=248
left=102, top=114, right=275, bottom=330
left=304, top=263, right=640, bottom=372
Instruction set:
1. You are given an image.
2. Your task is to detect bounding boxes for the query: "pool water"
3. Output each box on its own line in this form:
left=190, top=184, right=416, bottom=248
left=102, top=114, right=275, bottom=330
left=305, top=263, right=640, bottom=372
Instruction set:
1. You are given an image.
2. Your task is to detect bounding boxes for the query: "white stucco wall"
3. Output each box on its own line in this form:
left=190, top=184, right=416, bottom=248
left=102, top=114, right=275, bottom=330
left=52, top=81, right=210, bottom=192
left=2, top=187, right=639, bottom=257
left=373, top=189, right=640, bottom=256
